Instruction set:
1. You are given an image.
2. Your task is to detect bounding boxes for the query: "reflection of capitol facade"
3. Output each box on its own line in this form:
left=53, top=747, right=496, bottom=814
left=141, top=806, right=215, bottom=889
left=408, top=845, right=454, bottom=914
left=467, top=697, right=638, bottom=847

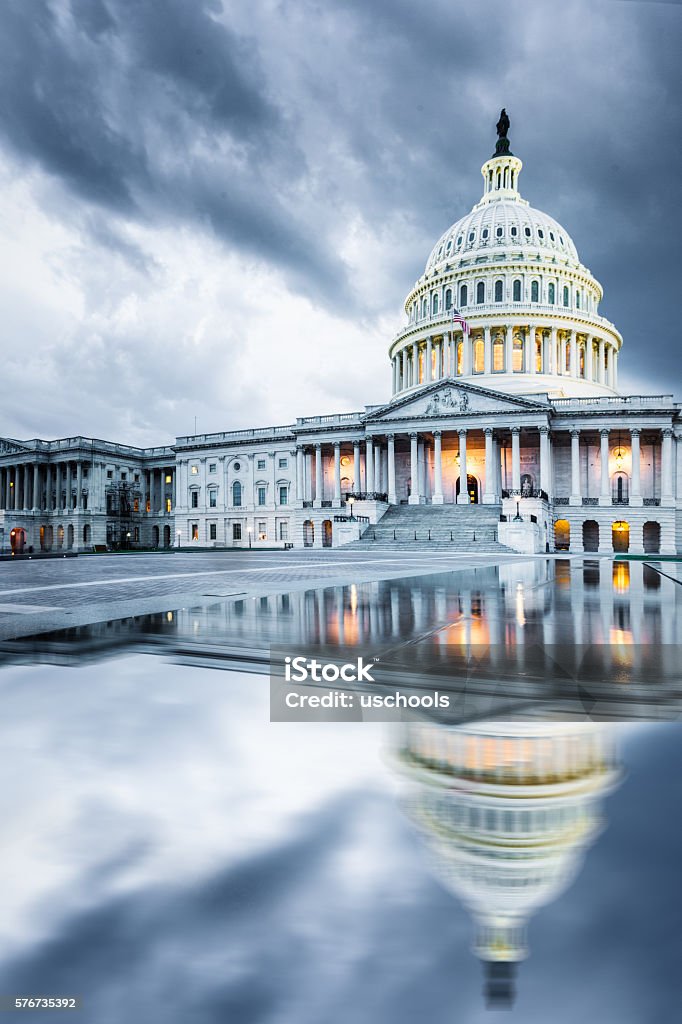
left=1, top=113, right=680, bottom=556
left=397, top=719, right=620, bottom=1006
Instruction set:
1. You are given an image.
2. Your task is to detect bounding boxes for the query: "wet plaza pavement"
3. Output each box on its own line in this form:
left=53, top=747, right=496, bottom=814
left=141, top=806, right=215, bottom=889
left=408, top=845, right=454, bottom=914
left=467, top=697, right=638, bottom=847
left=0, top=554, right=680, bottom=1022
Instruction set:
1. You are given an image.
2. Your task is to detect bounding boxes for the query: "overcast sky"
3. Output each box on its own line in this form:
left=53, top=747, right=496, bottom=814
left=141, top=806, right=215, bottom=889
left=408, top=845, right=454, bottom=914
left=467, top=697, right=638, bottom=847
left=0, top=0, right=680, bottom=447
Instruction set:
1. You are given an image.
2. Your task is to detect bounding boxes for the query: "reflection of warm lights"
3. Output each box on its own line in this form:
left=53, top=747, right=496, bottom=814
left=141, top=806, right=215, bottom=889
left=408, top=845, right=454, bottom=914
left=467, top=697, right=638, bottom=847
left=609, top=627, right=633, bottom=646
left=612, top=562, right=630, bottom=594
left=515, top=582, right=526, bottom=626
left=166, top=611, right=173, bottom=622
left=349, top=583, right=358, bottom=616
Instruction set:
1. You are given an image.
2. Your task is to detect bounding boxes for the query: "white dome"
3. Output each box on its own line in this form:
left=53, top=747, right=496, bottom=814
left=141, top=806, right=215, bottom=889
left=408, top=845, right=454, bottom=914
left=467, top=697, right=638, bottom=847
left=425, top=199, right=579, bottom=274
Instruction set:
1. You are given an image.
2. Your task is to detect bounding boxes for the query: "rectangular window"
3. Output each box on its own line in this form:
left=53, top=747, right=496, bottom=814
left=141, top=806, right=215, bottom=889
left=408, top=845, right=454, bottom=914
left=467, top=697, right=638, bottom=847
left=165, top=474, right=172, bottom=484
left=279, top=486, right=288, bottom=506
left=258, top=521, right=267, bottom=541
left=209, top=463, right=216, bottom=473
left=232, top=523, right=242, bottom=541
left=209, top=491, right=217, bottom=507
left=121, top=472, right=127, bottom=480
left=191, top=491, right=199, bottom=508
left=279, top=522, right=288, bottom=541
left=107, top=470, right=113, bottom=479
left=166, top=497, right=172, bottom=513
left=209, top=523, right=217, bottom=540
left=133, top=499, right=139, bottom=512
left=278, top=458, right=288, bottom=469
left=257, top=486, right=266, bottom=506
left=146, top=499, right=151, bottom=512
left=257, top=459, right=266, bottom=470
left=191, top=465, right=198, bottom=475
left=134, top=527, right=140, bottom=542
left=134, top=473, right=139, bottom=482
left=191, top=523, right=199, bottom=541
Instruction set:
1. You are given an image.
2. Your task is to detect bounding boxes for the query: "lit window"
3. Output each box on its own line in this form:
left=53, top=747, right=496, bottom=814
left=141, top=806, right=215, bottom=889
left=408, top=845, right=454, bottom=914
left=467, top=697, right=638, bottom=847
left=191, top=465, right=198, bottom=475
left=473, top=338, right=484, bottom=372
left=166, top=497, right=172, bottom=513
left=208, top=464, right=216, bottom=474
left=133, top=499, right=139, bottom=512
left=493, top=336, right=504, bottom=371
left=456, top=341, right=463, bottom=374
left=209, top=523, right=217, bottom=540
left=209, top=491, right=217, bottom=507
left=513, top=335, right=524, bottom=372
left=165, top=473, right=172, bottom=483
left=257, top=486, right=266, bottom=506
left=191, top=524, right=198, bottom=541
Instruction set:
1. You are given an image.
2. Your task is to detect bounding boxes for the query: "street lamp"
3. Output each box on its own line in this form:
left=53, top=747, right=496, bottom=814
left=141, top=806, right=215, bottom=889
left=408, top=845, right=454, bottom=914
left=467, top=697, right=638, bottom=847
left=247, top=525, right=252, bottom=549
left=126, top=530, right=131, bottom=550
left=348, top=495, right=355, bottom=520
left=176, top=529, right=182, bottom=549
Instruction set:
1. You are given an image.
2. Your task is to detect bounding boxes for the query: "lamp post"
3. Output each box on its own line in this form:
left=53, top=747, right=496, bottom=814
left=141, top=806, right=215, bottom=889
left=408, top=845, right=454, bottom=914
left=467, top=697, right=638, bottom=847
left=348, top=496, right=355, bottom=520
left=126, top=530, right=131, bottom=550
left=247, top=525, right=252, bottom=549
left=513, top=500, right=523, bottom=522
left=176, top=529, right=181, bottom=549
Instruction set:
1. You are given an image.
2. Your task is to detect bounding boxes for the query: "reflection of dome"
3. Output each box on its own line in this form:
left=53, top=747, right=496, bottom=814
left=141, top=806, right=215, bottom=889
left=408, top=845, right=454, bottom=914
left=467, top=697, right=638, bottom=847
left=396, top=719, right=621, bottom=1008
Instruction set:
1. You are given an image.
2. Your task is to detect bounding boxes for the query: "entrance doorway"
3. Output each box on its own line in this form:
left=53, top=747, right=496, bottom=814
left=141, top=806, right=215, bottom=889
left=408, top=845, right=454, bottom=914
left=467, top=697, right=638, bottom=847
left=322, top=519, right=333, bottom=547
left=554, top=519, right=570, bottom=551
left=9, top=527, right=26, bottom=554
left=455, top=474, right=479, bottom=504
left=643, top=521, right=660, bottom=554
left=612, top=521, right=629, bottom=553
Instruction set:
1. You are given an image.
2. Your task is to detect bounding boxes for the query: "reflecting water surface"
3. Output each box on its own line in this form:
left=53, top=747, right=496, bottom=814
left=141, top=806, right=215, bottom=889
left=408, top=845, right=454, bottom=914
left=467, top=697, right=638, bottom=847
left=0, top=559, right=680, bottom=1021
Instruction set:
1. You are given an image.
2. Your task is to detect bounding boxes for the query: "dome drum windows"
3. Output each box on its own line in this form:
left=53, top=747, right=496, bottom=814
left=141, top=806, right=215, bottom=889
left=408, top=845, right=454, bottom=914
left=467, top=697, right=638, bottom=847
left=432, top=293, right=439, bottom=315
left=473, top=337, right=485, bottom=373
left=512, top=333, right=525, bottom=373
left=512, top=279, right=522, bottom=302
left=548, top=282, right=555, bottom=305
left=492, top=334, right=505, bottom=372
left=459, top=284, right=468, bottom=307
left=530, top=280, right=540, bottom=303
left=444, top=288, right=453, bottom=310
left=494, top=280, right=503, bottom=303
left=563, top=286, right=570, bottom=307
left=476, top=281, right=485, bottom=304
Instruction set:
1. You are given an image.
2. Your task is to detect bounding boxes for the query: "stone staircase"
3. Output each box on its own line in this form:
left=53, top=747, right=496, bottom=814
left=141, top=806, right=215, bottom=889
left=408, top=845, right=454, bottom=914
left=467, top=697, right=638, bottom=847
left=347, top=503, right=512, bottom=552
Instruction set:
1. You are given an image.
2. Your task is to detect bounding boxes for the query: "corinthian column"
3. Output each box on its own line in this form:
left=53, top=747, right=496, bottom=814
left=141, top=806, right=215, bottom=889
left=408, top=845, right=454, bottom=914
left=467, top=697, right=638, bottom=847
left=630, top=429, right=642, bottom=506
left=457, top=430, right=468, bottom=504
left=387, top=434, right=396, bottom=504
left=432, top=431, right=443, bottom=504
left=408, top=433, right=419, bottom=504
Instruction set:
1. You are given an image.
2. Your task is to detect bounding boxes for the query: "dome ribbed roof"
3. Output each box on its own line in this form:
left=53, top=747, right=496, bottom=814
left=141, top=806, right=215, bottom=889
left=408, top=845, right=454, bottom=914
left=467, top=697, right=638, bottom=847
left=425, top=200, right=579, bottom=272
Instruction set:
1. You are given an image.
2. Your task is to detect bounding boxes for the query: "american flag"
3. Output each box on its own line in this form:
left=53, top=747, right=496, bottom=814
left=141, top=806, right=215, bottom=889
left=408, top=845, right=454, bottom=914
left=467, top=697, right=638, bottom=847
left=451, top=307, right=469, bottom=334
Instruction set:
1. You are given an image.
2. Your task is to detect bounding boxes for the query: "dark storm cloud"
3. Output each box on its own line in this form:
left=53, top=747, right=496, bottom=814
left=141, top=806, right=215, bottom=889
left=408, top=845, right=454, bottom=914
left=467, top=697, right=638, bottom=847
left=0, top=0, right=351, bottom=310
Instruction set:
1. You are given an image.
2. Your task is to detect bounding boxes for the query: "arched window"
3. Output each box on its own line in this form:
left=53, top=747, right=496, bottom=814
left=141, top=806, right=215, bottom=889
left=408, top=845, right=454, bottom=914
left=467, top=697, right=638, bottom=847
left=473, top=337, right=484, bottom=373
left=565, top=341, right=571, bottom=373
left=493, top=335, right=504, bottom=371
left=232, top=480, right=242, bottom=507
left=612, top=473, right=629, bottom=503
left=510, top=225, right=518, bottom=238
left=563, top=285, right=569, bottom=307
left=512, top=334, right=524, bottom=372
left=422, top=297, right=428, bottom=318
left=579, top=344, right=585, bottom=377
left=576, top=292, right=580, bottom=309
left=492, top=280, right=502, bottom=302
left=456, top=340, right=463, bottom=375
left=531, top=280, right=539, bottom=303
left=548, top=282, right=555, bottom=304
left=459, top=284, right=468, bottom=307
left=476, top=281, right=485, bottom=304
left=512, top=279, right=521, bottom=302
left=444, top=288, right=453, bottom=310
left=432, top=293, right=439, bottom=315
left=535, top=337, right=542, bottom=372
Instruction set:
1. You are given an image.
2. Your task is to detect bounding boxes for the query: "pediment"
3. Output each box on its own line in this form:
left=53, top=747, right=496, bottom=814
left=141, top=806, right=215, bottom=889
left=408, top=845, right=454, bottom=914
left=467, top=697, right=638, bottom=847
left=0, top=438, right=28, bottom=455
left=366, top=379, right=547, bottom=423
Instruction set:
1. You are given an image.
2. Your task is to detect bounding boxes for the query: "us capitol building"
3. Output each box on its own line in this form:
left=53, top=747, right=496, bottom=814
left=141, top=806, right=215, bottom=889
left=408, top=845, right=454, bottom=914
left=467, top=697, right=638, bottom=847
left=1, top=114, right=680, bottom=555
